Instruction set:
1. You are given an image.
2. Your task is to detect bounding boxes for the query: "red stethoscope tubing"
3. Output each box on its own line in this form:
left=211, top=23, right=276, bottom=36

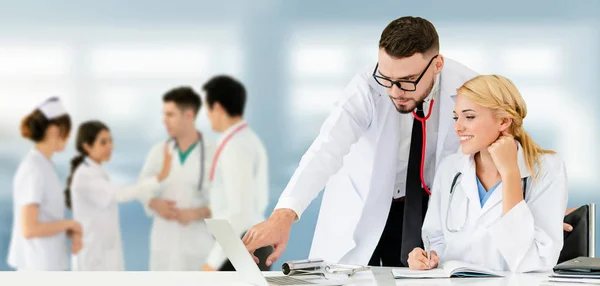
left=411, top=99, right=434, bottom=195
left=209, top=123, right=248, bottom=181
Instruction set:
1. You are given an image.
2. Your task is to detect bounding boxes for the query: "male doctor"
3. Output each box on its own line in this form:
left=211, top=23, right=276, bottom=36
left=243, top=16, right=477, bottom=267
left=244, top=16, right=576, bottom=268
left=138, top=87, right=215, bottom=271
left=199, top=75, right=271, bottom=272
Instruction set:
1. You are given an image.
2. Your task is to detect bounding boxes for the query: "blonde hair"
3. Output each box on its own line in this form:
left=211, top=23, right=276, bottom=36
left=457, top=75, right=554, bottom=179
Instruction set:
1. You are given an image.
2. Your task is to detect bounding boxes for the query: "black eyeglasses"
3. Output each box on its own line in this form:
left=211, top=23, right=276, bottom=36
left=372, top=54, right=439, bottom=92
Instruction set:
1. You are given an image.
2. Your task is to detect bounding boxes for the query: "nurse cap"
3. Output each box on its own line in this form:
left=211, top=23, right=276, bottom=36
left=38, top=96, right=68, bottom=120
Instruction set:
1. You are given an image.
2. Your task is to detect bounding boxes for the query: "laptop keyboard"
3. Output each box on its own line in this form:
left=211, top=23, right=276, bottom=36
left=266, top=276, right=317, bottom=285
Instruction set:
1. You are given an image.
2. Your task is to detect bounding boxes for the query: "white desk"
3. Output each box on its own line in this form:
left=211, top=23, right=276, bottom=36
left=0, top=268, right=568, bottom=285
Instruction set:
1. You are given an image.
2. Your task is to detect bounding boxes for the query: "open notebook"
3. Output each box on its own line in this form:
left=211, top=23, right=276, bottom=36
left=392, top=261, right=505, bottom=279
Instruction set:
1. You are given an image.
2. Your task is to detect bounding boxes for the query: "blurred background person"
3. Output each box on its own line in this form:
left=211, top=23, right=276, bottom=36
left=67, top=120, right=173, bottom=271
left=199, top=76, right=270, bottom=271
left=0, top=1, right=596, bottom=271
left=7, top=97, right=82, bottom=271
left=137, top=87, right=215, bottom=271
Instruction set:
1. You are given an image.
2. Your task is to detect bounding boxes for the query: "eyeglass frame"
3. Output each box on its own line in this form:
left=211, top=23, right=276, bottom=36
left=372, top=54, right=439, bottom=92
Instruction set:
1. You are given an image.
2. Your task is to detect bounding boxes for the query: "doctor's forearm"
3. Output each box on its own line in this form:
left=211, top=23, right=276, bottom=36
left=21, top=205, right=79, bottom=239
left=195, top=207, right=211, bottom=219
left=271, top=208, right=298, bottom=222
left=23, top=220, right=77, bottom=239
left=182, top=207, right=211, bottom=220
left=501, top=170, right=523, bottom=215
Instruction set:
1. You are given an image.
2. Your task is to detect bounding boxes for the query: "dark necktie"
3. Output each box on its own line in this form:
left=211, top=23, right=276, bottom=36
left=400, top=102, right=428, bottom=266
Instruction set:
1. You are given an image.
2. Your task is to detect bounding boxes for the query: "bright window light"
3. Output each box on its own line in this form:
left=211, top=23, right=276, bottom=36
left=520, top=86, right=597, bottom=185
left=501, top=47, right=561, bottom=77
left=440, top=45, right=488, bottom=74
left=291, top=47, right=350, bottom=78
left=290, top=85, right=341, bottom=116
left=90, top=46, right=210, bottom=77
left=0, top=45, right=71, bottom=76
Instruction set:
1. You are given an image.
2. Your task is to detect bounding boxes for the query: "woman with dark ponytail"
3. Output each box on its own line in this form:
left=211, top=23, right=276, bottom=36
left=68, top=120, right=173, bottom=271
left=65, top=154, right=85, bottom=209
left=7, top=97, right=83, bottom=271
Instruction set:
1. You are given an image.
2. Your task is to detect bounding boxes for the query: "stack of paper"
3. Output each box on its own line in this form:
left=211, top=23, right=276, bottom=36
left=392, top=261, right=505, bottom=279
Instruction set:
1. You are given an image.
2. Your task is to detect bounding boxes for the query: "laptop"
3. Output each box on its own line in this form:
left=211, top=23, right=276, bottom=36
left=553, top=257, right=600, bottom=276
left=205, top=219, right=347, bottom=286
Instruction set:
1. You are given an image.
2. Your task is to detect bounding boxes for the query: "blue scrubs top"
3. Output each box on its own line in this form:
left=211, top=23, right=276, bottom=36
left=476, top=177, right=501, bottom=207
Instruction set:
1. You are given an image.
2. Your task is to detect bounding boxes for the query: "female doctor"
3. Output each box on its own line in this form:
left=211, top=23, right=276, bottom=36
left=408, top=75, right=568, bottom=272
left=67, top=121, right=172, bottom=271
left=7, top=97, right=82, bottom=271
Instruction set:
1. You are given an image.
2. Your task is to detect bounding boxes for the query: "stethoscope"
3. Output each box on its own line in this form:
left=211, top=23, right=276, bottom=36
left=412, top=99, right=434, bottom=195
left=167, top=131, right=205, bottom=191
left=445, top=172, right=529, bottom=233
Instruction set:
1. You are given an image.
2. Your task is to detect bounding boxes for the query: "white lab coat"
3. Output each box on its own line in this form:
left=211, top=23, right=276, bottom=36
left=274, top=58, right=477, bottom=265
left=205, top=121, right=269, bottom=269
left=138, top=139, right=216, bottom=271
left=422, top=143, right=568, bottom=272
left=7, top=149, right=69, bottom=271
left=70, top=158, right=160, bottom=271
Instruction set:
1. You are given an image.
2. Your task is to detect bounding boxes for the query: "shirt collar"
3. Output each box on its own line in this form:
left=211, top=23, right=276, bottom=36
left=458, top=140, right=531, bottom=179
left=30, top=148, right=55, bottom=168
left=84, top=156, right=108, bottom=177
left=31, top=148, right=47, bottom=160
left=421, top=73, right=441, bottom=112
left=172, top=131, right=202, bottom=151
left=219, top=120, right=247, bottom=144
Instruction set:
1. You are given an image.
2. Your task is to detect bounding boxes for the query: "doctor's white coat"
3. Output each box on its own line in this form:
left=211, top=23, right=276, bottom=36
left=138, top=140, right=216, bottom=271
left=422, top=144, right=568, bottom=272
left=275, top=58, right=477, bottom=265
left=70, top=158, right=160, bottom=271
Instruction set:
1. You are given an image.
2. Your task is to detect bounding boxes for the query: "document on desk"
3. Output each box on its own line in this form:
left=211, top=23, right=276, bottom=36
left=392, top=261, right=505, bottom=279
left=548, top=277, right=600, bottom=284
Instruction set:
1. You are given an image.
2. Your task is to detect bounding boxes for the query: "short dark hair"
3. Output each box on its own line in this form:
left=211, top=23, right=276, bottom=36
left=379, top=16, right=439, bottom=59
left=162, top=87, right=202, bottom=116
left=20, top=110, right=71, bottom=142
left=203, top=75, right=246, bottom=117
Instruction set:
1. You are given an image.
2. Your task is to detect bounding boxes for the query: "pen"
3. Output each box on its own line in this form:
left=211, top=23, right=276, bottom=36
left=425, top=236, right=431, bottom=269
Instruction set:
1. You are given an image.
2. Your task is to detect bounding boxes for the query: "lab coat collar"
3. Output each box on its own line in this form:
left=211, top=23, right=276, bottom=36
left=219, top=120, right=247, bottom=144
left=457, top=141, right=530, bottom=216
left=424, top=73, right=441, bottom=102
left=457, top=141, right=529, bottom=179
left=30, top=148, right=56, bottom=169
left=30, top=148, right=50, bottom=162
left=421, top=73, right=441, bottom=113
left=516, top=141, right=532, bottom=178
left=435, top=58, right=474, bottom=164
left=440, top=66, right=463, bottom=102
left=84, top=157, right=108, bottom=178
left=172, top=131, right=203, bottom=151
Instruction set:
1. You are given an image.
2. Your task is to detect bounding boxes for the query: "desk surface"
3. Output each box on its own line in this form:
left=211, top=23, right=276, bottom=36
left=0, top=268, right=573, bottom=286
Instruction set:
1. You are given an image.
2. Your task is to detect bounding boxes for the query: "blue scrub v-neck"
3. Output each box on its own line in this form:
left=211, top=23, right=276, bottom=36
left=476, top=177, right=501, bottom=207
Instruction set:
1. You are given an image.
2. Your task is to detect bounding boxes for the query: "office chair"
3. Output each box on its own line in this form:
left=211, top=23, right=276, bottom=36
left=558, top=203, right=596, bottom=264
